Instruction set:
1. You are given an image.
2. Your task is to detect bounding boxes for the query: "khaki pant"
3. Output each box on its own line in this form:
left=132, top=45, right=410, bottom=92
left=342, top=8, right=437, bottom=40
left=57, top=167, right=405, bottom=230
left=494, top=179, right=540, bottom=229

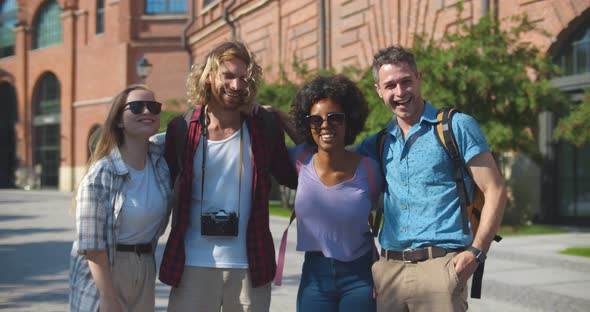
left=371, top=252, right=467, bottom=312
left=167, top=266, right=271, bottom=312
left=112, top=251, right=156, bottom=312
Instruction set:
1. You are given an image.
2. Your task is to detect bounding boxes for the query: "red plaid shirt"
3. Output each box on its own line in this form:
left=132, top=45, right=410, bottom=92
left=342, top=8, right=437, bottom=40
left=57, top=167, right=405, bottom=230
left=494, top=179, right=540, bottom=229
left=159, top=105, right=297, bottom=287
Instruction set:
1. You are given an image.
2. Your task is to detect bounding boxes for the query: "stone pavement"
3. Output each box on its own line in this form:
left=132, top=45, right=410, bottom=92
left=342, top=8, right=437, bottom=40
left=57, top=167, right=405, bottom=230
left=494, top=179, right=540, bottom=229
left=1, top=189, right=589, bottom=311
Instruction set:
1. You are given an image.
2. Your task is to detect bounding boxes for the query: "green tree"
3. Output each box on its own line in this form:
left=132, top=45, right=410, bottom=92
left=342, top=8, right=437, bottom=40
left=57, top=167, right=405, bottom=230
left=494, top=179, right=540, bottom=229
left=553, top=89, right=590, bottom=147
left=412, top=14, right=570, bottom=163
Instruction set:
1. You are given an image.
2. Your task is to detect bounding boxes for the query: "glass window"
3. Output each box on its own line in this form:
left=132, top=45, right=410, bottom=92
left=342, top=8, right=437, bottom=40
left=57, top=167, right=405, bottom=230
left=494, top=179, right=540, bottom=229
left=552, top=23, right=590, bottom=221
left=34, top=73, right=60, bottom=116
left=203, top=0, right=215, bottom=7
left=145, top=0, right=186, bottom=14
left=555, top=25, right=590, bottom=75
left=0, top=0, right=17, bottom=58
left=33, top=0, right=62, bottom=49
left=32, top=72, right=61, bottom=188
left=96, top=0, right=104, bottom=34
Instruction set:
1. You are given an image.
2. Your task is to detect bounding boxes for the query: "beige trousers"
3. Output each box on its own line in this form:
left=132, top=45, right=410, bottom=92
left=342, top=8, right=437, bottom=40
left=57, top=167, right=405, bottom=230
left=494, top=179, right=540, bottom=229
left=371, top=252, right=468, bottom=312
left=167, top=266, right=271, bottom=312
left=111, top=251, right=156, bottom=312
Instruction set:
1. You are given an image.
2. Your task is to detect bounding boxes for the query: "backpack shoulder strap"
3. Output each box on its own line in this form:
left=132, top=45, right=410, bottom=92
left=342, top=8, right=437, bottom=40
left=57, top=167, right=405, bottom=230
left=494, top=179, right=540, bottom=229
left=169, top=108, right=196, bottom=227
left=258, top=107, right=279, bottom=153
left=276, top=144, right=313, bottom=287
left=362, top=157, right=378, bottom=207
left=362, top=156, right=382, bottom=272
left=376, top=128, right=387, bottom=178
left=372, top=128, right=387, bottom=237
left=435, top=108, right=470, bottom=235
left=296, top=145, right=314, bottom=173
left=174, top=108, right=195, bottom=173
left=274, top=211, right=296, bottom=286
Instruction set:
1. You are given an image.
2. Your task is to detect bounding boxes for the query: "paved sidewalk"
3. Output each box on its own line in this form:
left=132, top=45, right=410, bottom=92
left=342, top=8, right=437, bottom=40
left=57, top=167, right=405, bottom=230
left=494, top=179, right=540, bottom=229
left=1, top=189, right=589, bottom=311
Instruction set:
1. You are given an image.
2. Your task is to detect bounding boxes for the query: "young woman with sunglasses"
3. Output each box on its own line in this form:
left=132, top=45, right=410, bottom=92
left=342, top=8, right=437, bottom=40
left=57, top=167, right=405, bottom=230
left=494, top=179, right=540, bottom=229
left=288, top=75, right=382, bottom=312
left=69, top=85, right=171, bottom=312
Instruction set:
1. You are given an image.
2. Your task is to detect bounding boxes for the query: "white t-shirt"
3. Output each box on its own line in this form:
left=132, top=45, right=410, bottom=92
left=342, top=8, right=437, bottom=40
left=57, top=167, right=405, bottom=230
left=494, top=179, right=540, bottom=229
left=185, top=122, right=253, bottom=268
left=118, top=158, right=167, bottom=244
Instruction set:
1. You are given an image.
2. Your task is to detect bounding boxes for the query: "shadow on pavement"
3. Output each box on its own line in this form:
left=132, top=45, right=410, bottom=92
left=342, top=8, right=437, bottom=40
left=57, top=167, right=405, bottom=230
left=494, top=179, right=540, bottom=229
left=0, top=284, right=68, bottom=309
left=0, top=227, right=69, bottom=239
left=0, top=241, right=72, bottom=284
left=0, top=214, right=36, bottom=222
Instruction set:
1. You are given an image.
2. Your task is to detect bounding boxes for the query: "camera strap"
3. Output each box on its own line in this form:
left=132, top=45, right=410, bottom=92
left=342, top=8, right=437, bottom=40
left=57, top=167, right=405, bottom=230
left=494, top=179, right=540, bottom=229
left=199, top=105, right=244, bottom=218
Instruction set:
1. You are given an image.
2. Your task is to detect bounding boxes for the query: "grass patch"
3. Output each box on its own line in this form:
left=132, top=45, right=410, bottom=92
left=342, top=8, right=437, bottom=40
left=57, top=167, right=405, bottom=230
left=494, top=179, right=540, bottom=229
left=269, top=203, right=292, bottom=218
left=560, top=247, right=590, bottom=258
left=498, top=224, right=567, bottom=237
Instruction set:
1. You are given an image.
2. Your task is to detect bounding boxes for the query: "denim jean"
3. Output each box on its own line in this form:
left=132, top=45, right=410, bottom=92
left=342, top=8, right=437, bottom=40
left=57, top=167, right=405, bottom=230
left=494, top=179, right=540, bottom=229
left=296, top=250, right=376, bottom=312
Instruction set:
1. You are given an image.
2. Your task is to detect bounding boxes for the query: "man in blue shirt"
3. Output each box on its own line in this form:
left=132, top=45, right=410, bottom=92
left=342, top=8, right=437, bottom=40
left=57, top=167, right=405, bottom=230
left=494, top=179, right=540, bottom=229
left=356, top=46, right=506, bottom=311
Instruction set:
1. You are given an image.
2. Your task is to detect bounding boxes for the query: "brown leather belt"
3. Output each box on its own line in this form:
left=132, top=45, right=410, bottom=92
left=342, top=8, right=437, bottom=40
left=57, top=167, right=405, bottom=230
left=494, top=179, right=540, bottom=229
left=381, top=247, right=464, bottom=262
left=116, top=243, right=152, bottom=254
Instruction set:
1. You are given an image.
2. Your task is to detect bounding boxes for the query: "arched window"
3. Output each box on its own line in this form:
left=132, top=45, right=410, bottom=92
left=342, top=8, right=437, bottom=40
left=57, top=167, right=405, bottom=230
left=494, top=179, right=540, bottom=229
left=33, top=72, right=61, bottom=188
left=33, top=0, right=62, bottom=49
left=96, top=0, right=104, bottom=34
left=34, top=73, right=60, bottom=115
left=145, top=0, right=186, bottom=14
left=0, top=0, right=17, bottom=58
left=555, top=24, right=590, bottom=75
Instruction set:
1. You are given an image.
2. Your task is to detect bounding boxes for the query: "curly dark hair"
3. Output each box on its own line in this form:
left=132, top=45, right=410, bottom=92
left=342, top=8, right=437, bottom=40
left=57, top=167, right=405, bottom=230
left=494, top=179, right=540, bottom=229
left=290, top=75, right=369, bottom=147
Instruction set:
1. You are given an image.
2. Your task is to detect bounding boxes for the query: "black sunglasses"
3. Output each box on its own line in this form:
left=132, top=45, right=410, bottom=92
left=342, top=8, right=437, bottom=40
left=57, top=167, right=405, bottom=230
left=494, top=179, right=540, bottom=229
left=305, top=112, right=346, bottom=131
left=124, top=101, right=162, bottom=115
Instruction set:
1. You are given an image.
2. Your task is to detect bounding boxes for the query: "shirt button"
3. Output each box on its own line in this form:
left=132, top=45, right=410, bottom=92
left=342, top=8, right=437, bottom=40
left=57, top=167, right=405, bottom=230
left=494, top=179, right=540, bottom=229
left=402, top=182, right=407, bottom=186
left=401, top=228, right=406, bottom=232
left=402, top=205, right=407, bottom=209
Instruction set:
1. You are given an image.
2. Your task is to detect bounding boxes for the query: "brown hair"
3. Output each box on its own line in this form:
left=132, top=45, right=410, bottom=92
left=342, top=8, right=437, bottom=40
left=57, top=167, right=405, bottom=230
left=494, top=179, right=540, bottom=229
left=372, top=46, right=418, bottom=83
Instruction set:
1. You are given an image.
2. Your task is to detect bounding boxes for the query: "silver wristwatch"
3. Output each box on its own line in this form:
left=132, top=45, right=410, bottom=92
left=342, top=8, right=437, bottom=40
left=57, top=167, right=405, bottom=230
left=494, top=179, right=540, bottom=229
left=467, top=246, right=487, bottom=264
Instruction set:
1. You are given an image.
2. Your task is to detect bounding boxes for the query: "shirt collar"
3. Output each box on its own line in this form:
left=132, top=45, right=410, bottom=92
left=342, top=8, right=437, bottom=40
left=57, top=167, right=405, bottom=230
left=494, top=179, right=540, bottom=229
left=108, top=134, right=165, bottom=175
left=421, top=101, right=439, bottom=124
left=385, top=100, right=438, bottom=136
left=108, top=146, right=128, bottom=176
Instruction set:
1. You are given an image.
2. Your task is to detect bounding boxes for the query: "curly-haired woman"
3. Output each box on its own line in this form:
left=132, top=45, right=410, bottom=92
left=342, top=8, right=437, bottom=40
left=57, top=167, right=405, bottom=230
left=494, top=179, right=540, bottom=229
left=288, top=75, right=382, bottom=312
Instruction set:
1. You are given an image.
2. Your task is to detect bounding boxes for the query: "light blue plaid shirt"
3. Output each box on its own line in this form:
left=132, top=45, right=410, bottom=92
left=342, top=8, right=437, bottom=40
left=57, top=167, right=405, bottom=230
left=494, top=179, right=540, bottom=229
left=356, top=102, right=489, bottom=250
left=69, top=134, right=170, bottom=312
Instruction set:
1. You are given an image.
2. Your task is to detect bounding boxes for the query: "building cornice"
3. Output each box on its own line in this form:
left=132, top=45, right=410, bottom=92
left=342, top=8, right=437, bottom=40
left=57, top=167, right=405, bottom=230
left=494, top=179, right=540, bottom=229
left=73, top=97, right=112, bottom=107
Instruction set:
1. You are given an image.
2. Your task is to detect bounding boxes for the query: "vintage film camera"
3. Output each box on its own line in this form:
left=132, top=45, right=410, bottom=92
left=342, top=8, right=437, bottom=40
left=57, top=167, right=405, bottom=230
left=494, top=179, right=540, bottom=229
left=201, top=210, right=239, bottom=236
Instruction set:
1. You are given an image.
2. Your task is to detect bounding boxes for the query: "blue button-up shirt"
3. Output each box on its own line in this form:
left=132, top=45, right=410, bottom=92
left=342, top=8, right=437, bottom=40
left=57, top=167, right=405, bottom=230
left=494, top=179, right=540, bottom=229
left=356, top=101, right=489, bottom=250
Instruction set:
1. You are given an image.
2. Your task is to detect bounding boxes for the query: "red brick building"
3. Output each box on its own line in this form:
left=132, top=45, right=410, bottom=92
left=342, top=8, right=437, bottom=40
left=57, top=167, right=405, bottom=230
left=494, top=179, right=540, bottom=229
left=2, top=0, right=588, bottom=223
left=0, top=0, right=189, bottom=191
left=183, top=0, right=588, bottom=224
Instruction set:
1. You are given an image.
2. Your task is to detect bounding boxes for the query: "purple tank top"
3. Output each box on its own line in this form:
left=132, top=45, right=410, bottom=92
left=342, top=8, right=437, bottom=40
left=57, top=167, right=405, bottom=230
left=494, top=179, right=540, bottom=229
left=289, top=145, right=382, bottom=261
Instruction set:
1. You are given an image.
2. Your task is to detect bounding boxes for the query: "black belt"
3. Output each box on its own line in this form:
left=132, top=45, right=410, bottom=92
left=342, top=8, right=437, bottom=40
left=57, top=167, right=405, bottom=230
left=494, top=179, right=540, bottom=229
left=116, top=243, right=152, bottom=254
left=381, top=247, right=464, bottom=262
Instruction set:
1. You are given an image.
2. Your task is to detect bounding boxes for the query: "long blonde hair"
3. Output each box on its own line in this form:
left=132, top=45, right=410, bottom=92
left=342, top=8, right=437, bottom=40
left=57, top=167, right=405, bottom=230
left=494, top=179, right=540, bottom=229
left=186, top=41, right=262, bottom=112
left=88, top=84, right=152, bottom=166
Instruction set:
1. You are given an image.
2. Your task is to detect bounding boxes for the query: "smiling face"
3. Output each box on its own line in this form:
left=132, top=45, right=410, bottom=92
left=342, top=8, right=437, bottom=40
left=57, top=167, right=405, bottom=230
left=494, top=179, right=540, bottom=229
left=375, top=62, right=424, bottom=126
left=209, top=58, right=250, bottom=112
left=308, top=98, right=346, bottom=152
left=119, top=89, right=160, bottom=141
